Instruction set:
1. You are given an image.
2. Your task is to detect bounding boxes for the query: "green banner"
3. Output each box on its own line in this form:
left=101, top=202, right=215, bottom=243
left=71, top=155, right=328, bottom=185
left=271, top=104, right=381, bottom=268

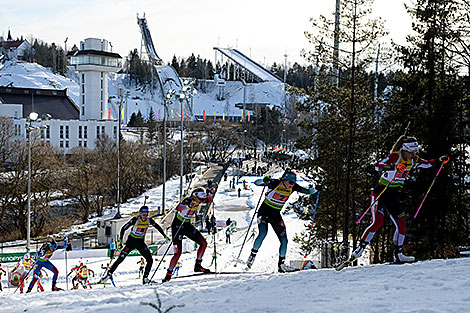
left=0, top=252, right=30, bottom=263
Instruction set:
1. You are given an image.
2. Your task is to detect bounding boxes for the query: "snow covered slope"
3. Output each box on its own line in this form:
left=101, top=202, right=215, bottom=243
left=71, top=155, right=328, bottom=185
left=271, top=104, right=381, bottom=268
left=1, top=165, right=469, bottom=312
left=0, top=61, right=79, bottom=104
left=0, top=61, right=285, bottom=124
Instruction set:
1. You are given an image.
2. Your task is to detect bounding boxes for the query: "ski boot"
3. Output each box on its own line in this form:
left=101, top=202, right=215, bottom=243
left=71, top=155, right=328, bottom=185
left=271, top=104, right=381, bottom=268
left=351, top=240, right=367, bottom=259
left=393, top=245, right=415, bottom=264
left=246, top=249, right=258, bottom=269
left=162, top=270, right=172, bottom=283
left=51, top=282, right=62, bottom=291
left=336, top=241, right=367, bottom=271
left=99, top=272, right=113, bottom=284
left=25, top=288, right=32, bottom=294
left=278, top=257, right=297, bottom=273
left=142, top=276, right=151, bottom=285
left=194, top=259, right=211, bottom=273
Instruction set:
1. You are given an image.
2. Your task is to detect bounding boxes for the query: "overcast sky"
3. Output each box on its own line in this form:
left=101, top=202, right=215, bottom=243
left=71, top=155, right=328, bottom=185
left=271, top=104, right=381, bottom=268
left=1, top=0, right=412, bottom=67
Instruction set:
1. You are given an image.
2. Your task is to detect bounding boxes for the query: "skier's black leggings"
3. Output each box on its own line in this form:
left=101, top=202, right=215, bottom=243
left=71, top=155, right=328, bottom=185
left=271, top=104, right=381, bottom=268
left=252, top=202, right=288, bottom=258
left=168, top=218, right=207, bottom=272
left=109, top=236, right=153, bottom=277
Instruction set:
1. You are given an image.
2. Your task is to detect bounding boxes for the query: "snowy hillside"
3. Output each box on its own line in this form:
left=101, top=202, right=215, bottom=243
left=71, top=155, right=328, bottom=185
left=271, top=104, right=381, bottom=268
left=0, top=61, right=79, bottom=103
left=1, top=165, right=469, bottom=312
left=0, top=60, right=285, bottom=123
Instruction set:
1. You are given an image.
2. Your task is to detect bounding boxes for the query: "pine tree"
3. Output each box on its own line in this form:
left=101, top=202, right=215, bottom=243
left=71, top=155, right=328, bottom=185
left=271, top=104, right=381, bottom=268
left=146, top=107, right=157, bottom=145
left=388, top=0, right=469, bottom=259
left=299, top=0, right=388, bottom=262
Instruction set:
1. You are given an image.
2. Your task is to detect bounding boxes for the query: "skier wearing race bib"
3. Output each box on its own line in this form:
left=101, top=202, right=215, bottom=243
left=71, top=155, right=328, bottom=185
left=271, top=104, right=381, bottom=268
left=102, top=206, right=168, bottom=284
left=350, top=136, right=448, bottom=264
left=26, top=238, right=69, bottom=292
left=11, top=252, right=35, bottom=293
left=78, top=264, right=94, bottom=289
left=162, top=187, right=215, bottom=283
left=246, top=169, right=319, bottom=272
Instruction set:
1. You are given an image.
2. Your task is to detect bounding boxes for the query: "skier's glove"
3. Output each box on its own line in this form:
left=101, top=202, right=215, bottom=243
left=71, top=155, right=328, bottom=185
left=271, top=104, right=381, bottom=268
left=263, top=176, right=271, bottom=183
left=165, top=237, right=171, bottom=243
left=396, top=163, right=406, bottom=173
left=315, top=185, right=323, bottom=192
left=439, top=155, right=450, bottom=164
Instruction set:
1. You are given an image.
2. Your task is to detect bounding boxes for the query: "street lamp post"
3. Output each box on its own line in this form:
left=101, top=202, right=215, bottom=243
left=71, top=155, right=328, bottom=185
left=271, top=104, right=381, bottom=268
left=162, top=89, right=175, bottom=214
left=115, top=87, right=125, bottom=219
left=26, top=112, right=50, bottom=252
left=179, top=92, right=185, bottom=200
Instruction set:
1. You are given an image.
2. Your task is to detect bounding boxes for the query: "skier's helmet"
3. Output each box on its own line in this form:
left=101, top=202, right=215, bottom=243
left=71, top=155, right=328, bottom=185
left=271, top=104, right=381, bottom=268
left=191, top=187, right=206, bottom=201
left=282, top=169, right=297, bottom=184
left=402, top=137, right=419, bottom=153
left=139, top=206, right=149, bottom=214
left=23, top=253, right=30, bottom=260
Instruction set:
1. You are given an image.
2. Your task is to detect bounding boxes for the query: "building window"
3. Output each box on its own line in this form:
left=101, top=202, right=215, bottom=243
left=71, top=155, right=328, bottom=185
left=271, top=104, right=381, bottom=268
left=84, top=141, right=87, bottom=148
left=79, top=126, right=82, bottom=139
left=65, top=125, right=69, bottom=139
left=101, top=126, right=105, bottom=136
left=101, top=90, right=103, bottom=101
left=114, top=126, right=117, bottom=139
left=101, top=79, right=103, bottom=89
left=82, top=73, right=85, bottom=83
left=46, top=127, right=50, bottom=139
left=82, top=106, right=85, bottom=116
left=60, top=141, right=63, bottom=148
left=96, top=126, right=100, bottom=139
left=84, top=126, right=88, bottom=139
left=82, top=84, right=85, bottom=94
left=78, top=141, right=82, bottom=147
left=60, top=125, right=63, bottom=139
left=82, top=95, right=85, bottom=106
left=65, top=141, right=69, bottom=148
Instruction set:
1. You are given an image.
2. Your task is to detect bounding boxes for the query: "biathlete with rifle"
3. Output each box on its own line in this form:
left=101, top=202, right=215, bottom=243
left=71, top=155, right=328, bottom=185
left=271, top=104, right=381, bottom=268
left=101, top=206, right=169, bottom=284
left=347, top=136, right=448, bottom=265
left=26, top=238, right=70, bottom=293
left=246, top=169, right=319, bottom=272
left=162, top=187, right=215, bottom=283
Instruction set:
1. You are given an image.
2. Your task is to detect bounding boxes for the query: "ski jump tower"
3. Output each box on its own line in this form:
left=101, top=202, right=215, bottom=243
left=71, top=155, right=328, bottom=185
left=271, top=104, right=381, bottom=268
left=136, top=14, right=183, bottom=102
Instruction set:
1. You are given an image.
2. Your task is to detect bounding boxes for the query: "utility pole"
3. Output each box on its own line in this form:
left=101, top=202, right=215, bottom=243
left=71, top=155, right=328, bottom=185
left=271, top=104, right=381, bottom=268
left=374, top=44, right=380, bottom=102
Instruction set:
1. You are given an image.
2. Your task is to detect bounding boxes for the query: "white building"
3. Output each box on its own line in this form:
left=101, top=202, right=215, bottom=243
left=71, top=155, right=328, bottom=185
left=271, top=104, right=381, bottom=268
left=0, top=31, right=33, bottom=62
left=68, top=38, right=121, bottom=121
left=0, top=38, right=122, bottom=153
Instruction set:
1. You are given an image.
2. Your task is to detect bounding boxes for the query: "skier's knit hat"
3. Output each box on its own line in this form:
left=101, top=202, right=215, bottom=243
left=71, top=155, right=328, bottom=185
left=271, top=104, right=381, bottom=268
left=282, top=169, right=297, bottom=182
left=140, top=206, right=149, bottom=214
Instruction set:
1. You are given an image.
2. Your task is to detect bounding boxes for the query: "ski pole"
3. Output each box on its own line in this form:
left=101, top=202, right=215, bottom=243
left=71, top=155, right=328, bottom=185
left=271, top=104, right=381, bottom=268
left=149, top=217, right=189, bottom=282
left=310, top=191, right=320, bottom=229
left=356, top=170, right=401, bottom=224
left=143, top=195, right=149, bottom=206
left=235, top=185, right=266, bottom=261
left=303, top=191, right=320, bottom=258
left=414, top=157, right=449, bottom=218
left=65, top=249, right=68, bottom=290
